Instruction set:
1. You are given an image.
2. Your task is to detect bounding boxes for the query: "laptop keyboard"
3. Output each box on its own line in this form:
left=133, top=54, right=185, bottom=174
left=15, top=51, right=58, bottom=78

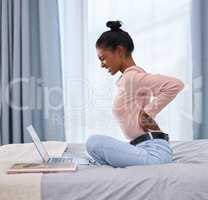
left=48, top=157, right=73, bottom=164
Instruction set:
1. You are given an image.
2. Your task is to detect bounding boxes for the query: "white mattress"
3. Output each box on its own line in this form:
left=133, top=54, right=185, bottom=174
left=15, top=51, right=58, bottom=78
left=1, top=139, right=208, bottom=200
left=0, top=141, right=68, bottom=200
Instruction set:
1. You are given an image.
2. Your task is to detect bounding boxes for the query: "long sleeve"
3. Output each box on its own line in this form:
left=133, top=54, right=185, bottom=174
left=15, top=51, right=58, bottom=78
left=141, top=73, right=184, bottom=118
left=124, top=71, right=185, bottom=119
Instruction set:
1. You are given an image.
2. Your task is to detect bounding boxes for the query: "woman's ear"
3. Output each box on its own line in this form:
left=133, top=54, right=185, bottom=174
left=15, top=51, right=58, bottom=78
left=116, top=45, right=126, bottom=58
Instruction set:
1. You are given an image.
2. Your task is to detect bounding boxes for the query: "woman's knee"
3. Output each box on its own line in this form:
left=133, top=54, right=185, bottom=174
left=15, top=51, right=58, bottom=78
left=86, top=135, right=104, bottom=154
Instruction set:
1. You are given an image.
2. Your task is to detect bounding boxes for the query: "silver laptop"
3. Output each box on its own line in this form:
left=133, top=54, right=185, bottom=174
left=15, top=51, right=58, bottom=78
left=26, top=125, right=72, bottom=164
left=26, top=125, right=97, bottom=165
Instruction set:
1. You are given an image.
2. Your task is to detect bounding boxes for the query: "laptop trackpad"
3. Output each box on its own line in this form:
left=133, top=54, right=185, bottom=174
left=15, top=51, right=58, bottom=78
left=72, top=158, right=91, bottom=165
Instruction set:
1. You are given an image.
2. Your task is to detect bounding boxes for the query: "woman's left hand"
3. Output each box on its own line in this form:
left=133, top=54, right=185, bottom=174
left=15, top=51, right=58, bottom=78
left=138, top=110, right=161, bottom=132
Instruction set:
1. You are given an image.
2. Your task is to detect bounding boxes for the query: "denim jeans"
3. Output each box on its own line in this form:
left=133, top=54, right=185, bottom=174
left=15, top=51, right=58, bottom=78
left=86, top=134, right=173, bottom=168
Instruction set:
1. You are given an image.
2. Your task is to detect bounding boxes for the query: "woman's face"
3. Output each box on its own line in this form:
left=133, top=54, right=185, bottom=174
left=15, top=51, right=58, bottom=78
left=96, top=47, right=123, bottom=75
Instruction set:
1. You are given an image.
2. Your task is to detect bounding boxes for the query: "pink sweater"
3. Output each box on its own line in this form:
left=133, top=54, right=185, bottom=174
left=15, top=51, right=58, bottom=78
left=112, top=65, right=184, bottom=140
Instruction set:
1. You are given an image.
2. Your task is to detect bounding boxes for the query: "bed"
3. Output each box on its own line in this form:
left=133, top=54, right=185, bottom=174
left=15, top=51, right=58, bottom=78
left=1, top=140, right=208, bottom=200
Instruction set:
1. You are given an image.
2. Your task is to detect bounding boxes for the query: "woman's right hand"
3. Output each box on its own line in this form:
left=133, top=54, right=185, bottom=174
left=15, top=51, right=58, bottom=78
left=138, top=110, right=162, bottom=132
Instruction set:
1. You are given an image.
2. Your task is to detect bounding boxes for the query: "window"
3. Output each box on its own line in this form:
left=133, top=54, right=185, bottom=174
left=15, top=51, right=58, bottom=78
left=60, top=0, right=193, bottom=142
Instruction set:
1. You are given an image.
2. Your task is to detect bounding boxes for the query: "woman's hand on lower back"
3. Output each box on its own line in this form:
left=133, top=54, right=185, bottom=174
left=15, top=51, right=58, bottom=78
left=138, top=110, right=161, bottom=132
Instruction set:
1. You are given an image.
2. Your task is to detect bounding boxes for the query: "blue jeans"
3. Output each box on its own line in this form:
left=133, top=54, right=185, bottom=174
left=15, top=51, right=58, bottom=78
left=86, top=135, right=173, bottom=168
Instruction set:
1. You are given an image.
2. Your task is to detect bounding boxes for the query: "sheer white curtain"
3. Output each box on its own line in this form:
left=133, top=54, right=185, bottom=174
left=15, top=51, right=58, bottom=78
left=61, top=0, right=193, bottom=142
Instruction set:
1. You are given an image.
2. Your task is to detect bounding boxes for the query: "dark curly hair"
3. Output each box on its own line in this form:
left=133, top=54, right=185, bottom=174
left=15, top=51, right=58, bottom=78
left=96, top=20, right=134, bottom=56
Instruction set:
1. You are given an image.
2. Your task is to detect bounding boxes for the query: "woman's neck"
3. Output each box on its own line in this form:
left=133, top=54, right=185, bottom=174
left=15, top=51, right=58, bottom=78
left=120, top=56, right=136, bottom=73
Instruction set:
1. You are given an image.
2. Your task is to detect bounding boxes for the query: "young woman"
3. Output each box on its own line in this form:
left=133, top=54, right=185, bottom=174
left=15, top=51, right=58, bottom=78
left=86, top=21, right=184, bottom=168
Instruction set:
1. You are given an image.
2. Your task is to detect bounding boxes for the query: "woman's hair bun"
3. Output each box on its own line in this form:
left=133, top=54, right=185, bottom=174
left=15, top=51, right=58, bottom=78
left=106, top=20, right=122, bottom=31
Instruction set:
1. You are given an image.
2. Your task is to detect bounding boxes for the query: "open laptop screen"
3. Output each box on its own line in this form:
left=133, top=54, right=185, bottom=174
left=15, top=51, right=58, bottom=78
left=26, top=125, right=50, bottom=162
